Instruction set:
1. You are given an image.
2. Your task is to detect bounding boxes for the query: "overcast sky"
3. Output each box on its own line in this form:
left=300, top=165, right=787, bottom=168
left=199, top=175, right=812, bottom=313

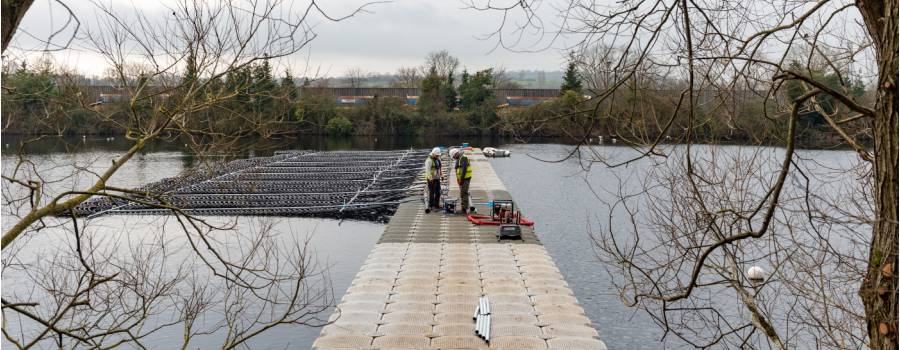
left=8, top=0, right=576, bottom=78
left=7, top=0, right=875, bottom=82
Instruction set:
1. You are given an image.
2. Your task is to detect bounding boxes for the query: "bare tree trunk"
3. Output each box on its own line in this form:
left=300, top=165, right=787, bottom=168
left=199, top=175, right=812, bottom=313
left=859, top=1, right=899, bottom=349
left=1, top=0, right=34, bottom=52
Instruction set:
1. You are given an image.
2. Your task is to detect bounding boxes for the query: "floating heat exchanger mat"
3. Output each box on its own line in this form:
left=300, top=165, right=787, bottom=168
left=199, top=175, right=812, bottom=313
left=70, top=149, right=430, bottom=221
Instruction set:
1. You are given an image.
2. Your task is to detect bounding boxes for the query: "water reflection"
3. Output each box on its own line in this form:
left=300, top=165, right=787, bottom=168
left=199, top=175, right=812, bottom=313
left=1, top=135, right=560, bottom=156
left=2, top=214, right=382, bottom=349
left=490, top=143, right=866, bottom=350
left=1, top=144, right=383, bottom=349
left=2, top=138, right=865, bottom=349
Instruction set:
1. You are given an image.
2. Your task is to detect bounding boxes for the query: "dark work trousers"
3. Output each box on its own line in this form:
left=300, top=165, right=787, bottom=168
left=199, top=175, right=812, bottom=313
left=428, top=179, right=441, bottom=209
left=459, top=178, right=471, bottom=213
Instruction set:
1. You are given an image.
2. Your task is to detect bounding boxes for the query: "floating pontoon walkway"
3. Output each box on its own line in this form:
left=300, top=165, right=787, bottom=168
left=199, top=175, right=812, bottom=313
left=313, top=149, right=606, bottom=350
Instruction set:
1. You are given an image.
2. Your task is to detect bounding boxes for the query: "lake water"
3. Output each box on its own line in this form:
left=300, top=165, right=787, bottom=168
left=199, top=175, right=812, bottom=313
left=1, top=137, right=863, bottom=349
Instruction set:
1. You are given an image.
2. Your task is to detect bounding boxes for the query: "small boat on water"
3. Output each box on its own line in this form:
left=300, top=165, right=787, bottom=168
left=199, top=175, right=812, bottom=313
left=483, top=147, right=511, bottom=157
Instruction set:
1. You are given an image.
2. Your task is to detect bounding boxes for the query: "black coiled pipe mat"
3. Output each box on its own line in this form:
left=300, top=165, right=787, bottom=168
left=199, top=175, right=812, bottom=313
left=70, top=149, right=429, bottom=221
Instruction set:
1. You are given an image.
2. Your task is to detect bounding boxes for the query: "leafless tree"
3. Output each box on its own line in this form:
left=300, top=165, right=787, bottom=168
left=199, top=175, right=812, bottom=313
left=423, top=49, right=459, bottom=78
left=491, top=66, right=521, bottom=89
left=471, top=0, right=897, bottom=348
left=2, top=0, right=79, bottom=52
left=393, top=66, right=421, bottom=88
left=1, top=0, right=375, bottom=348
left=311, top=77, right=332, bottom=88
left=574, top=44, right=614, bottom=93
left=344, top=66, right=366, bottom=88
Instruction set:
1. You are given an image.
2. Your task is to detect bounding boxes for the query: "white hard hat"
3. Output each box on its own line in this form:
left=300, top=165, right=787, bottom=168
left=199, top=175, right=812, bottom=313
left=449, top=148, right=460, bottom=159
left=431, top=147, right=441, bottom=156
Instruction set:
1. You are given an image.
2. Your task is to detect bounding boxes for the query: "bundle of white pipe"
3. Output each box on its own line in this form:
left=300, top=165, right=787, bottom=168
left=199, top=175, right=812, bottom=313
left=473, top=296, right=491, bottom=342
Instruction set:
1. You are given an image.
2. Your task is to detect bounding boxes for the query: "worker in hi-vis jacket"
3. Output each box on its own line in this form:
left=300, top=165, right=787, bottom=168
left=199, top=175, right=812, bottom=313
left=424, top=147, right=443, bottom=210
left=450, top=148, right=472, bottom=214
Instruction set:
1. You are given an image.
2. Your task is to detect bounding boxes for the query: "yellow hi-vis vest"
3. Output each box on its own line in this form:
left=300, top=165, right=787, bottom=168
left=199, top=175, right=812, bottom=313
left=456, top=154, right=473, bottom=180
left=425, top=157, right=441, bottom=181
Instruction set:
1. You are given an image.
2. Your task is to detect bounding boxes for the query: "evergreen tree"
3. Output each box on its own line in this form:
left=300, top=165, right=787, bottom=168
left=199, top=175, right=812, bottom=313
left=560, top=52, right=583, bottom=94
left=458, top=69, right=493, bottom=110
left=182, top=47, right=199, bottom=89
left=419, top=66, right=444, bottom=115
left=421, top=62, right=459, bottom=113
left=205, top=75, right=224, bottom=100
left=2, top=62, right=58, bottom=117
left=252, top=59, right=275, bottom=94
left=281, top=69, right=297, bottom=100
left=441, top=71, right=457, bottom=111
left=458, top=69, right=497, bottom=135
left=783, top=60, right=865, bottom=124
left=225, top=65, right=252, bottom=104
left=250, top=58, right=275, bottom=114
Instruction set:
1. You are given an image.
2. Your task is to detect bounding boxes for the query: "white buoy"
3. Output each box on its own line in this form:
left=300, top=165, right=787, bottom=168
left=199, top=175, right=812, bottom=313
left=747, top=266, right=766, bottom=282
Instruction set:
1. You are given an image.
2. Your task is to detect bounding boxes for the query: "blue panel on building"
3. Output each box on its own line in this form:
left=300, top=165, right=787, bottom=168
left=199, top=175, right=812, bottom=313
left=507, top=98, right=539, bottom=106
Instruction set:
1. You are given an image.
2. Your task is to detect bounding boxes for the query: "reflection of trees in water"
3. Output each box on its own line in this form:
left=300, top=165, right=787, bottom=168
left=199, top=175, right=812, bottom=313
left=2, top=134, right=530, bottom=155
left=469, top=0, right=896, bottom=347
left=1, top=0, right=381, bottom=347
left=2, top=215, right=334, bottom=349
left=591, top=145, right=870, bottom=349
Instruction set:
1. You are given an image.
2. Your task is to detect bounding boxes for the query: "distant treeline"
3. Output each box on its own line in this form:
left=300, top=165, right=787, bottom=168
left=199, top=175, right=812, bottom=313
left=1, top=57, right=871, bottom=148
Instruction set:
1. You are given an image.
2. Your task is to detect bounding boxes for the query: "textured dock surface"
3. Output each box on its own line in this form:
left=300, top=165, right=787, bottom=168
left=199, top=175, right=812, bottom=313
left=313, top=150, right=606, bottom=350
